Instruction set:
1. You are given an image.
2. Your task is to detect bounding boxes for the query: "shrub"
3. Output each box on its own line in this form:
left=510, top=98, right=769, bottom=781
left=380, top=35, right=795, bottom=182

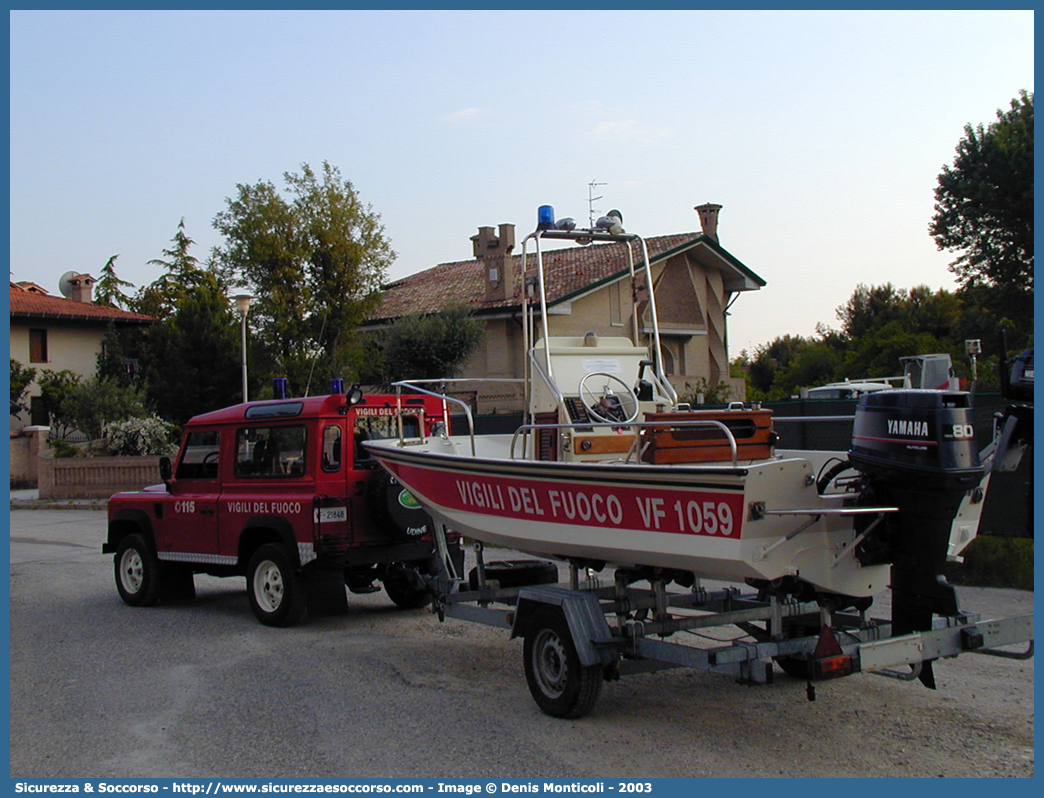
left=102, top=416, right=178, bottom=456
left=945, top=535, right=1034, bottom=591
left=50, top=439, right=82, bottom=458
left=678, top=378, right=733, bottom=406
left=63, top=378, right=148, bottom=440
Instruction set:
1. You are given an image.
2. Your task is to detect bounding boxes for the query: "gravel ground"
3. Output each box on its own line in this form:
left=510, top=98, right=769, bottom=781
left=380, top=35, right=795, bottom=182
left=9, top=510, right=1035, bottom=779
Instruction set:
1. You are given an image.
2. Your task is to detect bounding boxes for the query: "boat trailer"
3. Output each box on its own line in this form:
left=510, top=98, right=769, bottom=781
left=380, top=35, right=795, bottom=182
left=422, top=531, right=1033, bottom=719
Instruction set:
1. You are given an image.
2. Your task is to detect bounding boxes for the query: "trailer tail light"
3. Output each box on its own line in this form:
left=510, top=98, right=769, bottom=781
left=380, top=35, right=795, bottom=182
left=810, top=625, right=853, bottom=681
left=812, top=654, right=854, bottom=680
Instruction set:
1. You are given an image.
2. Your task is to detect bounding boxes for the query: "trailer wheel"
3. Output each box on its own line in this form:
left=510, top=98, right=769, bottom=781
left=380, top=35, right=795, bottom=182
left=523, top=608, right=602, bottom=718
left=247, top=544, right=306, bottom=627
left=115, top=534, right=161, bottom=607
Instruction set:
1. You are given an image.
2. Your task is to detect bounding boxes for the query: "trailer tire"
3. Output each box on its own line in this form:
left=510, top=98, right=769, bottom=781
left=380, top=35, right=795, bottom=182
left=468, top=559, right=559, bottom=590
left=247, top=544, right=306, bottom=627
left=115, top=534, right=162, bottom=607
left=523, top=608, right=602, bottom=719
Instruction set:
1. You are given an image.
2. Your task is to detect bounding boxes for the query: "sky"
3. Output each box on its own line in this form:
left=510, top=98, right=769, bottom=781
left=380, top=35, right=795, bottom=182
left=8, top=9, right=1034, bottom=355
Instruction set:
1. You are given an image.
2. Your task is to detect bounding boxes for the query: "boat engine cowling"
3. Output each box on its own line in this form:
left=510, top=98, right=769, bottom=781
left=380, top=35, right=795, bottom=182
left=847, top=390, right=985, bottom=644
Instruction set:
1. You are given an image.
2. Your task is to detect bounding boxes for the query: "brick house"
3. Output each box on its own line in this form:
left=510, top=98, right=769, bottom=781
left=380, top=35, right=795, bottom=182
left=9, top=278, right=154, bottom=433
left=364, top=205, right=765, bottom=413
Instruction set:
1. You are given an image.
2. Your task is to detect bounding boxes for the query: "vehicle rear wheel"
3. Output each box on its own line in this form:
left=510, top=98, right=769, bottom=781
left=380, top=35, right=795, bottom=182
left=115, top=534, right=161, bottom=607
left=247, top=544, right=306, bottom=627
left=523, top=608, right=602, bottom=718
left=383, top=569, right=431, bottom=610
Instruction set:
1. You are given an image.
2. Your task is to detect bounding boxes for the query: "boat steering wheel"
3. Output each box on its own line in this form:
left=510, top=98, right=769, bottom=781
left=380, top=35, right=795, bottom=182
left=578, top=372, right=640, bottom=424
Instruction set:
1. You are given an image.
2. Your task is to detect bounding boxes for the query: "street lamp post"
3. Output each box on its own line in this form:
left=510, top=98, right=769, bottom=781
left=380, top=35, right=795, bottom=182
left=235, top=295, right=254, bottom=402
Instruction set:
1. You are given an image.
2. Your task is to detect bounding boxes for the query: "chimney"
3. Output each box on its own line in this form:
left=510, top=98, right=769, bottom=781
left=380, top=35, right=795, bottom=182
left=694, top=203, right=722, bottom=242
left=68, top=273, right=96, bottom=303
left=471, top=223, right=516, bottom=303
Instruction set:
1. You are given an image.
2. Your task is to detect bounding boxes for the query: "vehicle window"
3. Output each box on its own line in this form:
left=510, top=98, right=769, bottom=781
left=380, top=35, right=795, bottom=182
left=322, top=424, right=343, bottom=473
left=176, top=430, right=220, bottom=480
left=353, top=414, right=422, bottom=466
left=235, top=425, right=307, bottom=478
left=354, top=414, right=421, bottom=441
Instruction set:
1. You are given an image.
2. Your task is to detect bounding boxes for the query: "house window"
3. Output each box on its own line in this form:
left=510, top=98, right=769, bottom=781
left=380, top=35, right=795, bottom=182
left=29, top=329, right=48, bottom=363
left=30, top=396, right=48, bottom=426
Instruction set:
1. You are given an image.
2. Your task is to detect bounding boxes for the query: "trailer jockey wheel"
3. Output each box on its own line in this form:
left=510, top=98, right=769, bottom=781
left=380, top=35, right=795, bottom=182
left=523, top=607, right=603, bottom=719
left=578, top=372, right=640, bottom=424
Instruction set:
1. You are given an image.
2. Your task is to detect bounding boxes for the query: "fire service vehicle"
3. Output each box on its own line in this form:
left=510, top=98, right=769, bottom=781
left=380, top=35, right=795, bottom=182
left=105, top=384, right=464, bottom=626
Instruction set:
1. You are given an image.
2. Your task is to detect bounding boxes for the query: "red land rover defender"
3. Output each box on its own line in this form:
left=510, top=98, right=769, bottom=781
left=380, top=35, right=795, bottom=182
left=104, top=386, right=464, bottom=626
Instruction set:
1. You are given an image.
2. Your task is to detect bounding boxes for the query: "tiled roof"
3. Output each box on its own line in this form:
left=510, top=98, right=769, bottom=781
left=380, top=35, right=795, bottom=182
left=9, top=285, right=155, bottom=324
left=372, top=233, right=713, bottom=322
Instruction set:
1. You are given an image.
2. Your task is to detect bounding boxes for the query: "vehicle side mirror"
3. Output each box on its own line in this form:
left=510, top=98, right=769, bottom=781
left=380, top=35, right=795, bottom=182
left=159, top=456, right=173, bottom=486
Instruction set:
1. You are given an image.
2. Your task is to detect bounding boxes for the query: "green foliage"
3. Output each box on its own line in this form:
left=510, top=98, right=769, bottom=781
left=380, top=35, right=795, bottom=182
left=62, top=378, right=148, bottom=440
left=944, top=536, right=1033, bottom=591
left=373, top=302, right=486, bottom=385
left=133, top=219, right=217, bottom=319
left=94, top=254, right=135, bottom=310
left=678, top=378, right=733, bottom=406
left=49, top=439, right=81, bottom=458
left=931, top=91, right=1034, bottom=292
left=142, top=273, right=242, bottom=425
left=35, top=370, right=83, bottom=438
left=213, top=161, right=394, bottom=394
left=95, top=322, right=147, bottom=387
left=733, top=281, right=1032, bottom=400
left=10, top=359, right=36, bottom=416
left=101, top=416, right=179, bottom=456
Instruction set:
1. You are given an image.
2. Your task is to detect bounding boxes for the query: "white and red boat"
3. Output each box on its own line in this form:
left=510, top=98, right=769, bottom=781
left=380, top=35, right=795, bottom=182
left=364, top=207, right=1027, bottom=636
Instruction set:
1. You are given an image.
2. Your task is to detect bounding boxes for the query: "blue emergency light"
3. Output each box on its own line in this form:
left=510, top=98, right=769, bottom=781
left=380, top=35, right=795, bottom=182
left=537, top=205, right=555, bottom=230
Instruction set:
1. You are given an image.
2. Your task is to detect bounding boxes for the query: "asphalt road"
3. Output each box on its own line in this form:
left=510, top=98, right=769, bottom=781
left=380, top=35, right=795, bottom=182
left=9, top=509, right=1035, bottom=779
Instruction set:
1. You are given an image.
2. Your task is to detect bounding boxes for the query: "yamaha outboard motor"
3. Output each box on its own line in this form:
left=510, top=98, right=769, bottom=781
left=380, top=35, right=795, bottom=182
left=848, top=389, right=985, bottom=686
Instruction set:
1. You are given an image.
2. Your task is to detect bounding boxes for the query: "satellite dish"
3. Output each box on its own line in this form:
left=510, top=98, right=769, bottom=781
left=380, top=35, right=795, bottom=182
left=58, top=271, right=81, bottom=299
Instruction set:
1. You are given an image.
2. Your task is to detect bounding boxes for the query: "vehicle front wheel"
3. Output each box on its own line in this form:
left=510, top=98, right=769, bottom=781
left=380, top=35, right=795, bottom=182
left=114, top=534, right=162, bottom=607
left=247, top=544, right=306, bottom=627
left=523, top=608, right=602, bottom=718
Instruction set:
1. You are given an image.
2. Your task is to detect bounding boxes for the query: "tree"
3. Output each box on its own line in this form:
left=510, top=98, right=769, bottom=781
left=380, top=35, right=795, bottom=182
left=213, top=162, right=394, bottom=394
left=96, top=321, right=147, bottom=387
left=62, top=378, right=148, bottom=440
left=10, top=359, right=36, bottom=416
left=94, top=255, right=135, bottom=309
left=142, top=273, right=242, bottom=425
left=373, top=302, right=486, bottom=385
left=931, top=91, right=1034, bottom=291
left=35, top=370, right=82, bottom=439
left=133, top=219, right=210, bottom=319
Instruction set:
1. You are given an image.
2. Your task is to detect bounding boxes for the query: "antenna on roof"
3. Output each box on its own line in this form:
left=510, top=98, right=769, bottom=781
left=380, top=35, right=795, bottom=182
left=588, top=180, right=606, bottom=228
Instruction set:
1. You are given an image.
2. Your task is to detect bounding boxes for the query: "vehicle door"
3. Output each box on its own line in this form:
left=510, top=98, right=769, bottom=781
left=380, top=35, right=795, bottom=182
left=349, top=408, right=425, bottom=544
left=162, top=428, right=222, bottom=556
left=220, top=422, right=314, bottom=557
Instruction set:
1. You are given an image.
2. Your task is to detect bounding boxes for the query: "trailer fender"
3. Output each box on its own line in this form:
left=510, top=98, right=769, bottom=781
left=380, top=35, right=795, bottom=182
left=511, top=586, right=615, bottom=668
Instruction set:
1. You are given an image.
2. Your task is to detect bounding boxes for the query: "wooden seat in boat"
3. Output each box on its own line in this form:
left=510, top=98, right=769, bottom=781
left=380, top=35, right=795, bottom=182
left=641, top=408, right=776, bottom=464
